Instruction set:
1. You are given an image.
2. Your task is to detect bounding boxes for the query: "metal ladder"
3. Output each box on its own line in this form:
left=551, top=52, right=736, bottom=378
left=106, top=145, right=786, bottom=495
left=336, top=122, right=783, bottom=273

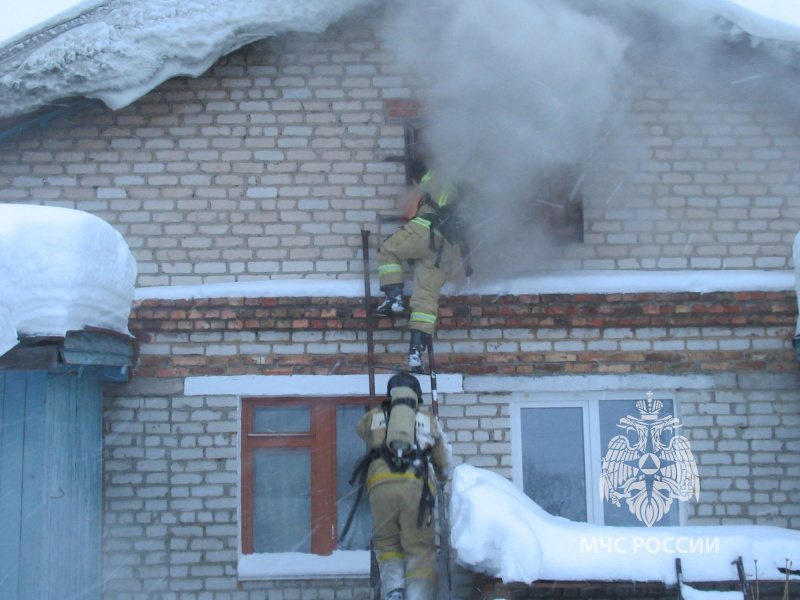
left=361, top=229, right=452, bottom=600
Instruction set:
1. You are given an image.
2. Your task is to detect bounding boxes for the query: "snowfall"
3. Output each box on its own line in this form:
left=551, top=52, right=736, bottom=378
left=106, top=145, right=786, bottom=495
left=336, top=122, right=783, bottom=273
left=4, top=201, right=800, bottom=591
left=3, top=0, right=800, bottom=593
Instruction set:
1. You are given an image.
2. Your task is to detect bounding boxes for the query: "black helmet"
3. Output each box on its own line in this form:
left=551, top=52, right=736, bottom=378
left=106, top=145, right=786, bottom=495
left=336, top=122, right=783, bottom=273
left=386, top=371, right=423, bottom=404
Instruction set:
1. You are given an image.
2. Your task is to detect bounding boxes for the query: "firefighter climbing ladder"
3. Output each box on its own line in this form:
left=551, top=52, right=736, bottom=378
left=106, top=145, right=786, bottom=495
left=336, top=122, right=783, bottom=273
left=360, top=230, right=452, bottom=600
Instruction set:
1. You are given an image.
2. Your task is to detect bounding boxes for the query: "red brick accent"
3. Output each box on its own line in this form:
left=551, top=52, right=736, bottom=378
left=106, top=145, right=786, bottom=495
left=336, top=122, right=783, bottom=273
left=128, top=291, right=799, bottom=378
left=385, top=99, right=423, bottom=120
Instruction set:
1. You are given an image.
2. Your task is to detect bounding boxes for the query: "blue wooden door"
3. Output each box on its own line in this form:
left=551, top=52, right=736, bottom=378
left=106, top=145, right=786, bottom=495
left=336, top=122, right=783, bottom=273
left=0, top=368, right=103, bottom=600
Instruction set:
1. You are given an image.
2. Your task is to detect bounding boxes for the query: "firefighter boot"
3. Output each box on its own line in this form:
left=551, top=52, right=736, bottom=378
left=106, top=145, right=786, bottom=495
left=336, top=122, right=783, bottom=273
left=377, top=285, right=405, bottom=316
left=384, top=590, right=405, bottom=600
left=408, top=329, right=430, bottom=374
left=379, top=557, right=406, bottom=600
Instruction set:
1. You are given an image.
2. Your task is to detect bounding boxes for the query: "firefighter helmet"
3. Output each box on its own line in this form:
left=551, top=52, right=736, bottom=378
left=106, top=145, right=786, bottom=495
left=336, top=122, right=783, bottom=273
left=386, top=371, right=423, bottom=404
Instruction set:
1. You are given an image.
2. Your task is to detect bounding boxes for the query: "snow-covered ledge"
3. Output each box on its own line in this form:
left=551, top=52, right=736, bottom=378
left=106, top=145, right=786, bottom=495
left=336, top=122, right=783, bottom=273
left=136, top=269, right=795, bottom=302
left=238, top=550, right=370, bottom=581
left=185, top=373, right=463, bottom=397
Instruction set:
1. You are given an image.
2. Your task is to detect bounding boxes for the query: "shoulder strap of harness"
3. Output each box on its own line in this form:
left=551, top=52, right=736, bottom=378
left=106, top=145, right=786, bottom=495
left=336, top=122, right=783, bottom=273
left=417, top=193, right=446, bottom=259
left=419, top=193, right=473, bottom=276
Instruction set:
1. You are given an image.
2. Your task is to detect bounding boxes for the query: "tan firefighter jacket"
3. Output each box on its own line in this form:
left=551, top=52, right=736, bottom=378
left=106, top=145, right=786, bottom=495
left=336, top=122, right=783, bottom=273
left=357, top=403, right=450, bottom=492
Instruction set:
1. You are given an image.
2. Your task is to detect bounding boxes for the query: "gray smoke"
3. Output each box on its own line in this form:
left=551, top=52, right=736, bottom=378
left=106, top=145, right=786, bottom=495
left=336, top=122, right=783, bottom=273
left=381, top=0, right=631, bottom=279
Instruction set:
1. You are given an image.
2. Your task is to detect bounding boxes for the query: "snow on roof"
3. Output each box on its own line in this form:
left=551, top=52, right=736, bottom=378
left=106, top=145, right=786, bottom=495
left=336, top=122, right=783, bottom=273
left=0, top=204, right=137, bottom=357
left=0, top=0, right=373, bottom=120
left=1, top=0, right=800, bottom=121
left=689, top=0, right=800, bottom=42
left=451, top=464, right=800, bottom=585
left=1, top=0, right=106, bottom=48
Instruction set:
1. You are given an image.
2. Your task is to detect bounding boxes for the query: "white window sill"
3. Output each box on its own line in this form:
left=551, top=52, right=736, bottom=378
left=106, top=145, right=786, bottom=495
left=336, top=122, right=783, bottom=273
left=238, top=550, right=371, bottom=581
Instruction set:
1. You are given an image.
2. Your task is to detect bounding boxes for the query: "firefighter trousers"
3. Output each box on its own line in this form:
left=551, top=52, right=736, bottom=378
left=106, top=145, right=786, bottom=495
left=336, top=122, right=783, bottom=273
left=376, top=219, right=458, bottom=336
left=368, top=480, right=437, bottom=600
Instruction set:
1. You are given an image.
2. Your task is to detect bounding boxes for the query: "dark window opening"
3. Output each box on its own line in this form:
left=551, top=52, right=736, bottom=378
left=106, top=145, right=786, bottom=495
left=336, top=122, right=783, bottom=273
left=530, top=162, right=585, bottom=244
left=402, top=123, right=428, bottom=185
left=386, top=122, right=585, bottom=243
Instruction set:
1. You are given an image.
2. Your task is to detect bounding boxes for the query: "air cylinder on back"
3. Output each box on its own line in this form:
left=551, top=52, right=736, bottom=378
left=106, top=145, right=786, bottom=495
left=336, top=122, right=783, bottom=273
left=385, top=386, right=419, bottom=455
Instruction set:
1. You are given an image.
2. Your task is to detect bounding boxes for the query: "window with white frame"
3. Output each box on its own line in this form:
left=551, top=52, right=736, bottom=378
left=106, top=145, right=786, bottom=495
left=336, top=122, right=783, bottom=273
left=512, top=392, right=684, bottom=527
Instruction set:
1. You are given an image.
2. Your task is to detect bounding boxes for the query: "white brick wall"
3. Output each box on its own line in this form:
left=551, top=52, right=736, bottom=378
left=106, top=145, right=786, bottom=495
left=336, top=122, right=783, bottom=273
left=3, top=7, right=800, bottom=284
left=99, top=300, right=800, bottom=599
left=103, top=369, right=799, bottom=598
left=3, top=4, right=800, bottom=599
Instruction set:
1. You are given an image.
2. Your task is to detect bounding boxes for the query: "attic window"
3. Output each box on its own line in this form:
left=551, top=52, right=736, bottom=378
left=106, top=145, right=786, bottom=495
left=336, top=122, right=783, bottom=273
left=387, top=123, right=585, bottom=243
left=378, top=123, right=427, bottom=224
left=530, top=162, right=585, bottom=244
left=401, top=122, right=427, bottom=185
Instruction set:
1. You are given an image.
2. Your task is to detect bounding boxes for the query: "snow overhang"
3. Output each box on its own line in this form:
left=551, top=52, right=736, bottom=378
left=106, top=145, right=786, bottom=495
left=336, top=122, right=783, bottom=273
left=0, top=0, right=374, bottom=122
left=0, top=204, right=137, bottom=361
left=2, top=1, right=800, bottom=123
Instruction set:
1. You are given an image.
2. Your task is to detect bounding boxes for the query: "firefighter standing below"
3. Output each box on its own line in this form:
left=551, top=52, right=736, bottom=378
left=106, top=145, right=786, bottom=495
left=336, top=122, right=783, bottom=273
left=376, top=167, right=466, bottom=373
left=357, top=372, right=450, bottom=600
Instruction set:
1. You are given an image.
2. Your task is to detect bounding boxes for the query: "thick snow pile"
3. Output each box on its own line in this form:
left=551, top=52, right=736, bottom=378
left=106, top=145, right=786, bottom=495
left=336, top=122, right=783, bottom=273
left=0, top=0, right=373, bottom=119
left=450, top=464, right=800, bottom=584
left=0, top=204, right=137, bottom=357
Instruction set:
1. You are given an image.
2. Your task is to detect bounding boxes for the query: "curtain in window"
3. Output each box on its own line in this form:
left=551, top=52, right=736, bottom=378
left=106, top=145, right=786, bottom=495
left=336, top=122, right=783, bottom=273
left=520, top=406, right=587, bottom=522
left=253, top=447, right=312, bottom=553
left=336, top=405, right=371, bottom=550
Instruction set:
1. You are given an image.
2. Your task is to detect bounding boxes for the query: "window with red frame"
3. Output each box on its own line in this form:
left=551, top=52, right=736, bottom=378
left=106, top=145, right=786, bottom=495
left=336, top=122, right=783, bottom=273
left=241, top=396, right=372, bottom=555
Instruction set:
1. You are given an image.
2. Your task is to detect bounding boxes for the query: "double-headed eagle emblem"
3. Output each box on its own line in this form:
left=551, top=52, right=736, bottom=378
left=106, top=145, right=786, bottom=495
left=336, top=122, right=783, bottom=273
left=600, top=393, right=699, bottom=527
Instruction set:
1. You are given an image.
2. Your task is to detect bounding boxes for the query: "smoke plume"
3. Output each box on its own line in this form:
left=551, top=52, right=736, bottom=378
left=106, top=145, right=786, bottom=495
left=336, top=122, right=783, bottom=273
left=381, top=0, right=630, bottom=279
